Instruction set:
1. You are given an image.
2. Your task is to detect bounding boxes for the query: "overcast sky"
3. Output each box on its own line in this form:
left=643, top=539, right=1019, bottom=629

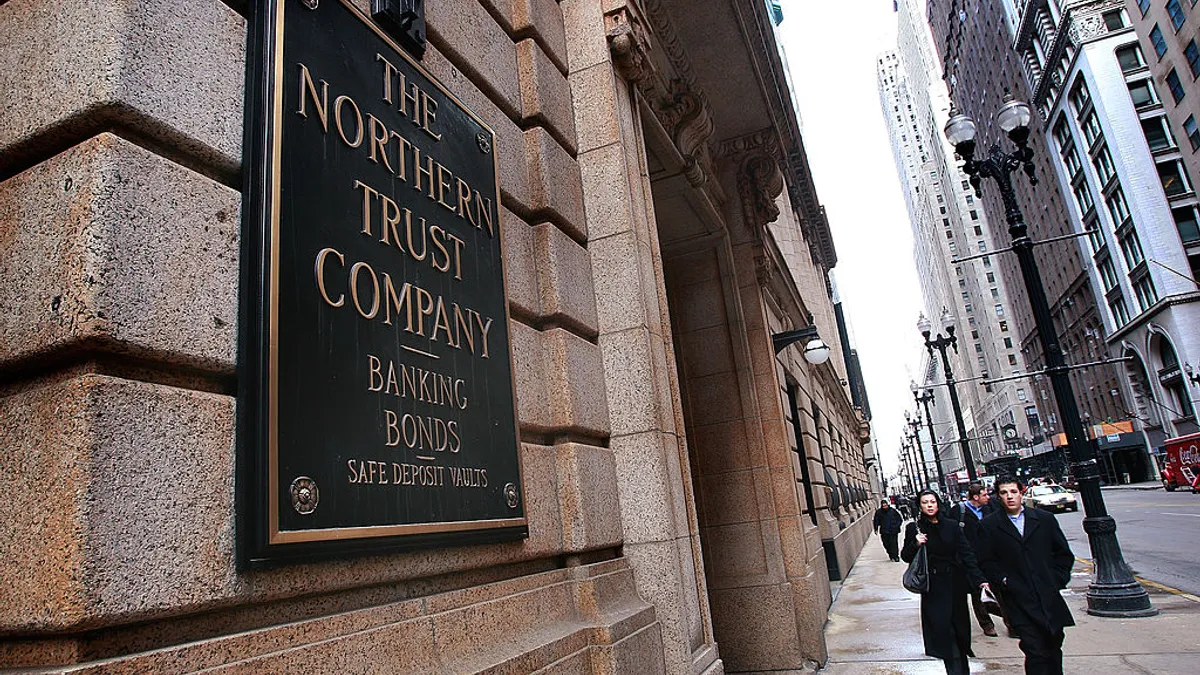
left=776, top=2, right=927, bottom=480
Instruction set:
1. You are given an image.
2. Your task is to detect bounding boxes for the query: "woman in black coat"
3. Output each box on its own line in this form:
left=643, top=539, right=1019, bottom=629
left=902, top=490, right=989, bottom=675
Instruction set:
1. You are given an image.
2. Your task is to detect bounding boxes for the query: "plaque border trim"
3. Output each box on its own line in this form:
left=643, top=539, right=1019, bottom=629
left=239, top=0, right=527, bottom=566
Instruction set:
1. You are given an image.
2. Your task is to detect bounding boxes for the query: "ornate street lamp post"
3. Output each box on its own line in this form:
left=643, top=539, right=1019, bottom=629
left=918, top=310, right=977, bottom=482
left=944, top=96, right=1154, bottom=617
left=901, top=438, right=918, bottom=493
left=905, top=410, right=932, bottom=490
left=912, top=381, right=949, bottom=495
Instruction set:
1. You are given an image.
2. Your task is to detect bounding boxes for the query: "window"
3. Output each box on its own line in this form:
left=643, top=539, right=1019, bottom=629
left=1017, top=388, right=1028, bottom=402
left=1009, top=354, right=1019, bottom=366
left=1119, top=229, right=1145, bottom=269
left=986, top=272, right=996, bottom=283
left=1074, top=182, right=1095, bottom=214
left=1168, top=0, right=1186, bottom=31
left=1062, top=142, right=1083, bottom=177
left=1188, top=40, right=1200, bottom=78
left=1151, top=24, right=1168, bottom=58
left=1173, top=205, right=1200, bottom=243
left=1160, top=160, right=1192, bottom=196
left=978, top=241, right=987, bottom=252
left=1004, top=337, right=1014, bottom=349
left=1098, top=256, right=1120, bottom=292
left=974, top=225, right=983, bottom=236
left=1117, top=43, right=1145, bottom=73
left=1106, top=188, right=1131, bottom=225
left=970, top=210, right=979, bottom=220
left=995, top=303, right=1005, bottom=317
left=1109, top=295, right=1131, bottom=326
left=1094, top=145, right=1116, bottom=184
left=1082, top=112, right=1103, bottom=145
left=1133, top=275, right=1158, bottom=311
left=940, top=206, right=948, bottom=215
left=1142, top=116, right=1175, bottom=151
left=1086, top=217, right=1106, bottom=253
left=1069, top=81, right=1091, bottom=115
left=1186, top=116, right=1200, bottom=150
left=975, top=343, right=984, bottom=354
left=1104, top=9, right=1126, bottom=30
left=983, top=256, right=991, bottom=267
left=1128, top=79, right=1158, bottom=108
left=991, top=287, right=1001, bottom=299
left=1167, top=68, right=1185, bottom=103
left=947, top=229, right=955, bottom=239
left=965, top=302, right=974, bottom=313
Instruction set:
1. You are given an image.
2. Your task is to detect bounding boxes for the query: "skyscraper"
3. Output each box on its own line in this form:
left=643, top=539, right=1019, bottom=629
left=929, top=0, right=1143, bottom=481
left=879, top=0, right=1035, bottom=484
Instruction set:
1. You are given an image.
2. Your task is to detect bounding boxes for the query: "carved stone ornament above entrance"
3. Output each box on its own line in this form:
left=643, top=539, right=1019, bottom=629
left=605, top=5, right=653, bottom=86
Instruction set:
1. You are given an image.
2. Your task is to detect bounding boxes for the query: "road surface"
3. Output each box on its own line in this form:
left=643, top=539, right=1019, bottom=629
left=1057, top=488, right=1200, bottom=597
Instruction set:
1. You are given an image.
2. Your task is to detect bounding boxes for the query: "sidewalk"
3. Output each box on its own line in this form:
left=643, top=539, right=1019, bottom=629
left=819, top=531, right=1200, bottom=673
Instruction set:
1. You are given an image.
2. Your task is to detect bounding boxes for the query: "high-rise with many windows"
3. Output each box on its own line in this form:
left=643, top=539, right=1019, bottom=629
left=879, top=0, right=1035, bottom=483
left=929, top=0, right=1146, bottom=482
left=1006, top=0, right=1200, bottom=454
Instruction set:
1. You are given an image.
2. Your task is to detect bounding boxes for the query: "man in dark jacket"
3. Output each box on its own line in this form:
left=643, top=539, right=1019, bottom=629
left=873, top=499, right=903, bottom=561
left=957, top=483, right=1010, bottom=638
left=976, top=476, right=1075, bottom=674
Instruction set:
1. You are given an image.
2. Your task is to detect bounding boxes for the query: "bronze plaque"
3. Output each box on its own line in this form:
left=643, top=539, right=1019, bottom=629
left=239, top=0, right=526, bottom=566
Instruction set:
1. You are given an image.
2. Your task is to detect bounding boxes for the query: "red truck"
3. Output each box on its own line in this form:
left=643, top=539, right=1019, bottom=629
left=1161, top=432, right=1200, bottom=492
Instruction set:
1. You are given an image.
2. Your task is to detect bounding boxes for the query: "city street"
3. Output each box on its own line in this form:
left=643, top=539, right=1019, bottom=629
left=1058, top=488, right=1200, bottom=598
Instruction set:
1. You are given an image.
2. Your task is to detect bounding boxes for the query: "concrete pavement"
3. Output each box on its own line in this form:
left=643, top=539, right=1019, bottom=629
left=819, top=529, right=1200, bottom=673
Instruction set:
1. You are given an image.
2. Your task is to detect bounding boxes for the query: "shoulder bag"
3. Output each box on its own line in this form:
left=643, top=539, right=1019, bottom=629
left=903, top=543, right=930, bottom=594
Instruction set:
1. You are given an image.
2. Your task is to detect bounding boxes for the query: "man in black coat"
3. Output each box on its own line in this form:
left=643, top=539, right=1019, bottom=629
left=976, top=476, right=1076, bottom=674
left=957, top=483, right=1013, bottom=638
left=873, top=499, right=903, bottom=561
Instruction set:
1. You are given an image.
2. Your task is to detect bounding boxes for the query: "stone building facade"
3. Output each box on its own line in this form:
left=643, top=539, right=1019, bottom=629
left=0, top=0, right=873, bottom=672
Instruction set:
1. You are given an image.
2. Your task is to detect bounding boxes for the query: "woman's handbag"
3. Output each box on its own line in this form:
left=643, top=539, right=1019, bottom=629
left=902, top=546, right=930, bottom=594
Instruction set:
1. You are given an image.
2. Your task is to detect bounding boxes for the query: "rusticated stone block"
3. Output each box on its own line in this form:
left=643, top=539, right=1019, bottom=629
left=0, top=0, right=244, bottom=179
left=513, top=0, right=569, bottom=74
left=543, top=328, right=609, bottom=436
left=555, top=442, right=622, bottom=551
left=0, top=374, right=237, bottom=633
left=599, top=328, right=660, bottom=435
left=425, top=0, right=521, bottom=120
left=517, top=38, right=579, bottom=153
left=502, top=207, right=540, bottom=318
left=0, top=133, right=240, bottom=373
left=561, top=0, right=610, bottom=74
left=534, top=222, right=599, bottom=334
left=510, top=320, right=552, bottom=429
left=570, top=62, right=622, bottom=154
left=525, top=127, right=587, bottom=240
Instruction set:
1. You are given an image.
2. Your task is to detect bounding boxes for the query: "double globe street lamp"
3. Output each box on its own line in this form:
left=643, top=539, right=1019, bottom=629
left=918, top=310, right=978, bottom=483
left=943, top=95, right=1154, bottom=617
left=911, top=380, right=948, bottom=496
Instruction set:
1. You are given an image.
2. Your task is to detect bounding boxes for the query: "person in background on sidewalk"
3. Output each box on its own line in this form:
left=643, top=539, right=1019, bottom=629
left=957, top=483, right=1012, bottom=638
left=902, top=490, right=990, bottom=675
left=873, top=499, right=903, bottom=562
left=976, top=475, right=1075, bottom=675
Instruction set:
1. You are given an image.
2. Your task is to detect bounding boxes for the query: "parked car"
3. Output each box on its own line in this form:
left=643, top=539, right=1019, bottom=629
left=1024, top=485, right=1079, bottom=513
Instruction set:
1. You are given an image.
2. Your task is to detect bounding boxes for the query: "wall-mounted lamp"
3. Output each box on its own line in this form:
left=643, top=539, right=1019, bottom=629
left=771, top=325, right=831, bottom=364
left=1186, top=363, right=1199, bottom=387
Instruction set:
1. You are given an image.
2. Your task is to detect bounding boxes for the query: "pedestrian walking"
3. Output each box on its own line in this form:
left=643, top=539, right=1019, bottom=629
left=976, top=475, right=1075, bottom=674
left=873, top=499, right=903, bottom=562
left=957, top=483, right=1012, bottom=638
left=901, top=490, right=989, bottom=675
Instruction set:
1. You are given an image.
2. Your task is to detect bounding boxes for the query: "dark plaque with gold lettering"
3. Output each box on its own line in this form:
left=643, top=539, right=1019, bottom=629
left=239, top=0, right=526, bottom=566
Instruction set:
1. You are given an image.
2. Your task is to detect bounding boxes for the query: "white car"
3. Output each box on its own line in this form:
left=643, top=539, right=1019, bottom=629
left=1023, top=485, right=1079, bottom=513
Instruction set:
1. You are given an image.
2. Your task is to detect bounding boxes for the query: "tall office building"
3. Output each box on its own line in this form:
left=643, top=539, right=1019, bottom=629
left=879, top=0, right=1034, bottom=487
left=929, top=0, right=1146, bottom=482
left=1004, top=0, right=1200, bottom=458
